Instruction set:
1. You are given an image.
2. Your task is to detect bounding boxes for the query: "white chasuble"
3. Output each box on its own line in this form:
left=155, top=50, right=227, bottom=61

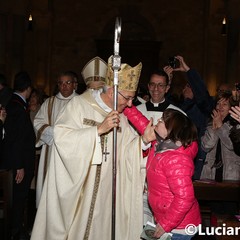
left=34, top=92, right=78, bottom=207
left=31, top=90, right=143, bottom=240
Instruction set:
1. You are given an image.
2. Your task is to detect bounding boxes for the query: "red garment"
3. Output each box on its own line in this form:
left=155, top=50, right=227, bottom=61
left=124, top=106, right=201, bottom=232
left=124, top=105, right=150, bottom=158
left=147, top=142, right=201, bottom=232
left=124, top=105, right=148, bottom=135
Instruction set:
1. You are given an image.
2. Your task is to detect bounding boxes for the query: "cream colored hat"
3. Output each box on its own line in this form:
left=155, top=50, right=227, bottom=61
left=105, top=56, right=142, bottom=92
left=81, top=56, right=107, bottom=86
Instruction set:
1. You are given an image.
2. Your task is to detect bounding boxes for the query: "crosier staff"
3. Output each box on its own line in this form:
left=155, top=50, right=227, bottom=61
left=111, top=17, right=121, bottom=240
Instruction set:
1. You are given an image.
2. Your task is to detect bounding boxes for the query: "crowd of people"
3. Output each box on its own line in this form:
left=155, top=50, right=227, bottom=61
left=0, top=55, right=240, bottom=240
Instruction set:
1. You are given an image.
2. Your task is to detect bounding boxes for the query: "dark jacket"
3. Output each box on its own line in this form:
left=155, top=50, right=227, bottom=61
left=0, top=119, right=3, bottom=157
left=180, top=69, right=215, bottom=179
left=229, top=124, right=240, bottom=156
left=0, top=86, right=13, bottom=107
left=180, top=69, right=214, bottom=137
left=1, top=93, right=36, bottom=172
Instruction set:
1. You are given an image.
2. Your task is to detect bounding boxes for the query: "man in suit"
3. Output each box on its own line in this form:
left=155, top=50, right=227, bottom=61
left=2, top=72, right=36, bottom=240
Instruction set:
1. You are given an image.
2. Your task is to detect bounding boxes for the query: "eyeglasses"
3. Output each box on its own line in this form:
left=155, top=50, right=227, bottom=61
left=217, top=89, right=231, bottom=94
left=149, top=82, right=167, bottom=89
left=57, top=80, right=74, bottom=86
left=118, top=91, right=135, bottom=101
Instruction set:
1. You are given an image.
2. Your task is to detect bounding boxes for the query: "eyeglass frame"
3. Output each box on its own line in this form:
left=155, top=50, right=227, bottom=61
left=57, top=80, right=75, bottom=86
left=148, top=82, right=168, bottom=89
left=118, top=91, right=135, bottom=101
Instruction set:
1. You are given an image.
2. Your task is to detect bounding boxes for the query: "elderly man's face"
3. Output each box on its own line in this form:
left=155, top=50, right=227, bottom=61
left=57, top=76, right=76, bottom=98
left=88, top=81, right=105, bottom=90
left=117, top=90, right=135, bottom=113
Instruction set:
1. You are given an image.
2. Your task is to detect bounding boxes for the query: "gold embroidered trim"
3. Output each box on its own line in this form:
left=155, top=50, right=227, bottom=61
left=36, top=96, right=55, bottom=144
left=83, top=165, right=101, bottom=240
left=83, top=118, right=100, bottom=126
left=83, top=119, right=104, bottom=240
left=36, top=124, right=49, bottom=143
left=43, top=96, right=55, bottom=181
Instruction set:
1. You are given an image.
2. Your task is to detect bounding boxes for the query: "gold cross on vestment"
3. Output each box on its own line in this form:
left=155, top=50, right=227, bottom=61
left=103, top=151, right=110, bottom=162
left=128, top=70, right=136, bottom=81
left=101, top=135, right=109, bottom=161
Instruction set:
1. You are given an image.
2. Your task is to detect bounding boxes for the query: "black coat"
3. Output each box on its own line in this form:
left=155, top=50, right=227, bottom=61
left=0, top=86, right=13, bottom=107
left=1, top=93, right=36, bottom=173
left=0, top=119, right=3, bottom=156
left=229, top=124, right=240, bottom=157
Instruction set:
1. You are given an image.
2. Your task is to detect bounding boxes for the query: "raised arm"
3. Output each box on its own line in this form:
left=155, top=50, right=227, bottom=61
left=123, top=105, right=149, bottom=135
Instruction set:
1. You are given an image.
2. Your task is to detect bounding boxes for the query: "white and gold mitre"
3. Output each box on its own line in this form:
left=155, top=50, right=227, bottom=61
left=81, top=56, right=107, bottom=86
left=105, top=56, right=142, bottom=92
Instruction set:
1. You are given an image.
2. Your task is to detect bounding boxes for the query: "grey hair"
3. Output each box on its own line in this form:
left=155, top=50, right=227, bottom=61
left=102, top=85, right=111, bottom=93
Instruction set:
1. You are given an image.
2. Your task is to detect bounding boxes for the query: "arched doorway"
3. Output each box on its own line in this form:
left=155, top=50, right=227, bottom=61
left=95, top=15, right=161, bottom=87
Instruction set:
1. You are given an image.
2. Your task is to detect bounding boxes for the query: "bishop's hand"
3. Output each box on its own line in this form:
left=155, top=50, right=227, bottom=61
left=97, top=110, right=120, bottom=135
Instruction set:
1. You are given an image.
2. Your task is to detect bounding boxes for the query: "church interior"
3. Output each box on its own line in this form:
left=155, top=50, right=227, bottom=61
left=1, top=0, right=240, bottom=240
left=0, top=0, right=240, bottom=96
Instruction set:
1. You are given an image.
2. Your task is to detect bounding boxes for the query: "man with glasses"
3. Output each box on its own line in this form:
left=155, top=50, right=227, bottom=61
left=137, top=70, right=181, bottom=125
left=30, top=57, right=153, bottom=240
left=33, top=71, right=78, bottom=207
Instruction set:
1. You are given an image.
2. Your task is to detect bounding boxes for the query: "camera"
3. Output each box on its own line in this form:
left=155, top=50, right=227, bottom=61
left=235, top=82, right=240, bottom=91
left=168, top=57, right=178, bottom=69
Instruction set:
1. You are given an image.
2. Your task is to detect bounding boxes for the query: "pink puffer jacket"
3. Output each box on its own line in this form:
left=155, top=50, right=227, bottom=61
left=124, top=106, right=201, bottom=232
left=147, top=142, right=201, bottom=232
left=123, top=105, right=149, bottom=135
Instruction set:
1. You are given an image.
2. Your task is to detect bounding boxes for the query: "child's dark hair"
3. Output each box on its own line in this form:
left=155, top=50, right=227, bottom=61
left=162, top=109, right=198, bottom=147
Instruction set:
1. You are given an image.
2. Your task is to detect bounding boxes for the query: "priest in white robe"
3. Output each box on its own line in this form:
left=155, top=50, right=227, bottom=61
left=31, top=57, right=154, bottom=240
left=33, top=71, right=78, bottom=207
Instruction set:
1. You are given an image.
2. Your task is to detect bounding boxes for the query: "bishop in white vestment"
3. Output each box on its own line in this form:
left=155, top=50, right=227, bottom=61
left=31, top=58, right=148, bottom=240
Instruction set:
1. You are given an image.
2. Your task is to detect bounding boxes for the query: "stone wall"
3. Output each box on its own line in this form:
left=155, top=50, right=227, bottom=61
left=0, top=0, right=239, bottom=96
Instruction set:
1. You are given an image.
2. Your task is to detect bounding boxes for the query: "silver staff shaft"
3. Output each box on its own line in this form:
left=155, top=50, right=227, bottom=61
left=112, top=17, right=121, bottom=240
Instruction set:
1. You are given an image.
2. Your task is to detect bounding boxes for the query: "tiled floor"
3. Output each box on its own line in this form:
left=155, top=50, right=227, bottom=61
left=1, top=194, right=239, bottom=240
left=0, top=189, right=36, bottom=239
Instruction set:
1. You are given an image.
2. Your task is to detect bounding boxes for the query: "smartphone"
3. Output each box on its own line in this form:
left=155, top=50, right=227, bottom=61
left=168, top=57, right=177, bottom=69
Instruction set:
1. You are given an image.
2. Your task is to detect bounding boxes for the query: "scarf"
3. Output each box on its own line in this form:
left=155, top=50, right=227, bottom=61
left=155, top=130, right=180, bottom=153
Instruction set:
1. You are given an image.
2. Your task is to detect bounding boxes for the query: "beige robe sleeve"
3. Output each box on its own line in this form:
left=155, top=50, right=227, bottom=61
left=52, top=97, right=101, bottom=224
